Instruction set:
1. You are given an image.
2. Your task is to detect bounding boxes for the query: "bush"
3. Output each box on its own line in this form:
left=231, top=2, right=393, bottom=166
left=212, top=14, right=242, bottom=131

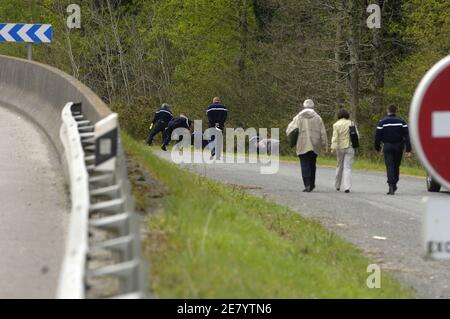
left=112, top=96, right=160, bottom=142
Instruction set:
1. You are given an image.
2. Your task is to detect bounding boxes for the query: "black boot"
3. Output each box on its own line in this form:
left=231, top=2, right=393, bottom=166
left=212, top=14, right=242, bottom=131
left=387, top=184, right=395, bottom=195
left=303, top=177, right=312, bottom=192
left=310, top=176, right=316, bottom=191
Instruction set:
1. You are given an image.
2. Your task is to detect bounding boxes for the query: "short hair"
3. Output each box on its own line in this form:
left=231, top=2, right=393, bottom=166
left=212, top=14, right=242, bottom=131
left=388, top=104, right=397, bottom=114
left=213, top=97, right=221, bottom=103
left=337, top=109, right=350, bottom=120
left=303, top=99, right=315, bottom=109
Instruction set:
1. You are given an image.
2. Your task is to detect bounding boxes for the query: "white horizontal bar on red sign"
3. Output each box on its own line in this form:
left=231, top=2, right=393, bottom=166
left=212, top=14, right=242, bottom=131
left=432, top=111, right=450, bottom=138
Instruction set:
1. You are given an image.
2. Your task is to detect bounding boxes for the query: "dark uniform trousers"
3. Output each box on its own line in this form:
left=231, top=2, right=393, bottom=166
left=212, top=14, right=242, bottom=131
left=375, top=114, right=411, bottom=191
left=209, top=125, right=224, bottom=157
left=147, top=120, right=168, bottom=145
left=160, top=116, right=193, bottom=148
left=162, top=126, right=174, bottom=146
left=162, top=129, right=186, bottom=146
left=383, top=142, right=404, bottom=186
left=299, top=151, right=317, bottom=188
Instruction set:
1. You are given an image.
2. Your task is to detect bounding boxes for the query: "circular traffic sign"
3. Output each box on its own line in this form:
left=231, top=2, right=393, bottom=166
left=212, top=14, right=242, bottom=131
left=410, top=55, right=450, bottom=190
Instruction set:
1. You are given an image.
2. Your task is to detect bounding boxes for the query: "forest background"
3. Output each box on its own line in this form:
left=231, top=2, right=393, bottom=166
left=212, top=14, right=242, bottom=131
left=1, top=0, right=448, bottom=157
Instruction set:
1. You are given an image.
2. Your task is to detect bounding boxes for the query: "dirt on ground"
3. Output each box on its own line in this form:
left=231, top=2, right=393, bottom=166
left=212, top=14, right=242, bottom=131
left=125, top=153, right=169, bottom=216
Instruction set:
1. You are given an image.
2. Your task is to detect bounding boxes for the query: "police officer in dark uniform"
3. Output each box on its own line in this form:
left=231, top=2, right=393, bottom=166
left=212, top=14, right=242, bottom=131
left=146, top=103, right=173, bottom=145
left=206, top=97, right=228, bottom=158
left=161, top=114, right=193, bottom=151
left=375, top=104, right=412, bottom=195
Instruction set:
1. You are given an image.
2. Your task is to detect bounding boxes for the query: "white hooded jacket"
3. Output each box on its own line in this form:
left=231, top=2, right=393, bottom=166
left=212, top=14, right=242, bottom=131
left=286, top=109, right=328, bottom=156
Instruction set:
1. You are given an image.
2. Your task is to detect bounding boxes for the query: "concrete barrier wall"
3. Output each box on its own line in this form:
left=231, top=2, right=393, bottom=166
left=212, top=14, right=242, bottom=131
left=0, top=55, right=112, bottom=156
left=0, top=55, right=147, bottom=299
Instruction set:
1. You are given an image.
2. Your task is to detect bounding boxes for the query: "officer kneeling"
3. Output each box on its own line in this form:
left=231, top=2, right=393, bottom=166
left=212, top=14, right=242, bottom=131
left=161, top=114, right=193, bottom=151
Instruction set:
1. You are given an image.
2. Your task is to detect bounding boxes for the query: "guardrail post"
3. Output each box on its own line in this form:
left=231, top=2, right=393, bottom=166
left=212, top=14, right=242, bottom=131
left=58, top=102, right=148, bottom=299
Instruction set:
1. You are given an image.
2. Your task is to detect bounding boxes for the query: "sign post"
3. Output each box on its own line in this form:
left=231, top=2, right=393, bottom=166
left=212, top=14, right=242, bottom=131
left=423, top=198, right=450, bottom=259
left=410, top=55, right=450, bottom=260
left=0, top=24, right=53, bottom=60
left=26, top=43, right=32, bottom=61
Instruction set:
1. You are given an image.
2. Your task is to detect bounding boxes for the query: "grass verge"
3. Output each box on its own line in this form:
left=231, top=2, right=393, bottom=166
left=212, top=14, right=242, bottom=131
left=122, top=133, right=414, bottom=298
left=280, top=154, right=426, bottom=177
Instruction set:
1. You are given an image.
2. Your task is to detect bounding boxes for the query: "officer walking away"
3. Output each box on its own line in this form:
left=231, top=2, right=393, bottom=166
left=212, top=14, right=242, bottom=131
left=375, top=104, right=412, bottom=195
left=147, top=103, right=174, bottom=145
left=161, top=114, right=193, bottom=151
left=286, top=99, right=328, bottom=192
left=206, top=97, right=228, bottom=159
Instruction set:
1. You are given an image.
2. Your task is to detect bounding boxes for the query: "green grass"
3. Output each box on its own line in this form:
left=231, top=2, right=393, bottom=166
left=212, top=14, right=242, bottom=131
left=146, top=143, right=425, bottom=177
left=280, top=154, right=426, bottom=177
left=123, top=133, right=414, bottom=298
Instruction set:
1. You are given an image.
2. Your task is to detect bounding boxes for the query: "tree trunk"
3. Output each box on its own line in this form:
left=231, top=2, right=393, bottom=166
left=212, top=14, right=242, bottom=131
left=373, top=0, right=385, bottom=113
left=347, top=0, right=362, bottom=123
left=238, top=0, right=249, bottom=76
left=334, top=1, right=344, bottom=113
left=106, top=0, right=131, bottom=104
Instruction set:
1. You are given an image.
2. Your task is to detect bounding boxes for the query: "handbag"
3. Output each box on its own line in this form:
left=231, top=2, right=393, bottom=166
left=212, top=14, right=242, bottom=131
left=288, top=128, right=299, bottom=148
left=349, top=121, right=359, bottom=149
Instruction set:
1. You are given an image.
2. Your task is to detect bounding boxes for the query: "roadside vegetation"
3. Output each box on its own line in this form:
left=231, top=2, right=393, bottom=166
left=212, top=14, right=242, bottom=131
left=280, top=154, right=426, bottom=177
left=123, top=133, right=414, bottom=298
left=1, top=1, right=449, bottom=159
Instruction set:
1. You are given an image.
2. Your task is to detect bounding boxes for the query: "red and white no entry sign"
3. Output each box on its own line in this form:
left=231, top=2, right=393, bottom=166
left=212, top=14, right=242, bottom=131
left=410, top=55, right=450, bottom=190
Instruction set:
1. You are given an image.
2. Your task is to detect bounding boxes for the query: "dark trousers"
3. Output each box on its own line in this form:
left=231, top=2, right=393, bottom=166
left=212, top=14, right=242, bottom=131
left=209, top=126, right=224, bottom=157
left=162, top=127, right=185, bottom=146
left=383, top=142, right=404, bottom=186
left=299, top=151, right=318, bottom=188
left=162, top=127, right=173, bottom=146
left=146, top=121, right=167, bottom=145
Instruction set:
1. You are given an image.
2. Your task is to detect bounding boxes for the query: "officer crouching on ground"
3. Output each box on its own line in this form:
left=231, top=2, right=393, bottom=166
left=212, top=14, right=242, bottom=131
left=161, top=114, right=193, bottom=151
left=375, top=104, right=412, bottom=195
left=146, top=103, right=174, bottom=146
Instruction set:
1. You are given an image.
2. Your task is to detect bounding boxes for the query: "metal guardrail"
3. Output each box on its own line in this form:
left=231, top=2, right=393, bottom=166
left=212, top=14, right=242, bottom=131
left=57, top=102, right=148, bottom=299
left=58, top=102, right=90, bottom=298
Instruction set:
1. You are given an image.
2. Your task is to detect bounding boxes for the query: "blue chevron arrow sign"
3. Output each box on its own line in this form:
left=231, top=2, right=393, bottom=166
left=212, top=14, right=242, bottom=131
left=0, top=24, right=53, bottom=43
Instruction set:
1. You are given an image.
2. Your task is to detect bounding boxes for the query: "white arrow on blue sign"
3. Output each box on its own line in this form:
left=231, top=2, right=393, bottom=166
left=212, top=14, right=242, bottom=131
left=0, top=24, right=52, bottom=43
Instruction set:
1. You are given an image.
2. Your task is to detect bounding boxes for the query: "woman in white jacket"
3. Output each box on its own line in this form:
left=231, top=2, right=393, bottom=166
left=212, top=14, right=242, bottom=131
left=330, top=109, right=359, bottom=193
left=286, top=99, right=328, bottom=192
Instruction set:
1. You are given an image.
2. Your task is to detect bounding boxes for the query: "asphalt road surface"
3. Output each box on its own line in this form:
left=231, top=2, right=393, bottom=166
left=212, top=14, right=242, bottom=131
left=156, top=149, right=450, bottom=298
left=0, top=106, right=69, bottom=298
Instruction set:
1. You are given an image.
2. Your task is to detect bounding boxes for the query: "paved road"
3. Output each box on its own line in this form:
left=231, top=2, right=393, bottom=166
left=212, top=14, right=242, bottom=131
left=0, top=106, right=69, bottom=298
left=156, top=150, right=450, bottom=298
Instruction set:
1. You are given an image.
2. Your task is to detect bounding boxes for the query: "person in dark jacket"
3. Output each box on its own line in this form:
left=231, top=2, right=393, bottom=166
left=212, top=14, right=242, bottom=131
left=206, top=97, right=228, bottom=158
left=146, top=103, right=174, bottom=145
left=375, top=104, right=412, bottom=195
left=161, top=114, right=193, bottom=151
